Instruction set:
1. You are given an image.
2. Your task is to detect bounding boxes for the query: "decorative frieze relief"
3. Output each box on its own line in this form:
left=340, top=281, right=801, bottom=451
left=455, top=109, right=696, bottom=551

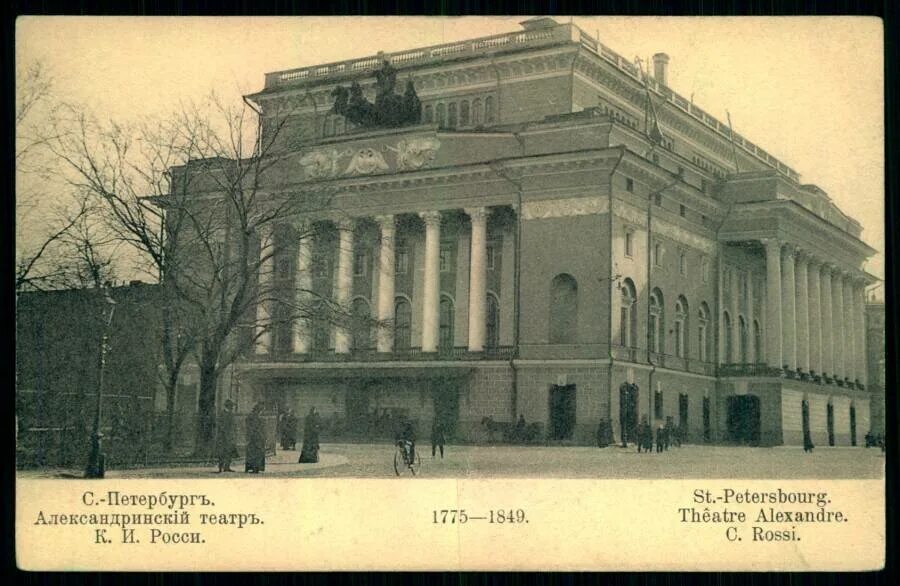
left=298, top=137, right=442, bottom=180
left=612, top=200, right=715, bottom=253
left=522, top=196, right=609, bottom=220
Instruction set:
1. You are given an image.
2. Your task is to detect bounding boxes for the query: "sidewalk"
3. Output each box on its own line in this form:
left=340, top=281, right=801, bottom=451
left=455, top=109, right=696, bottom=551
left=18, top=448, right=349, bottom=479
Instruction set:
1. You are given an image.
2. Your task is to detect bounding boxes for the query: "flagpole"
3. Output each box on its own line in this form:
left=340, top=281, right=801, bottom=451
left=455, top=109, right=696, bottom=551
left=726, top=110, right=741, bottom=173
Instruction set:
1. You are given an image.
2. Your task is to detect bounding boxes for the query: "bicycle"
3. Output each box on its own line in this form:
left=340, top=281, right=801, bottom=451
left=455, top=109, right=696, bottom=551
left=394, top=440, right=421, bottom=476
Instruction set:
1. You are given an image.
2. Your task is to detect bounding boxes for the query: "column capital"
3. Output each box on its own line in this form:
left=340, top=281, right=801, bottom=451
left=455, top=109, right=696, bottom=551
left=819, top=262, right=835, bottom=276
left=805, top=255, right=821, bottom=270
left=374, top=214, right=395, bottom=230
left=419, top=210, right=442, bottom=227
left=464, top=207, right=489, bottom=222
left=336, top=217, right=357, bottom=232
left=760, top=237, right=782, bottom=253
left=781, top=243, right=797, bottom=260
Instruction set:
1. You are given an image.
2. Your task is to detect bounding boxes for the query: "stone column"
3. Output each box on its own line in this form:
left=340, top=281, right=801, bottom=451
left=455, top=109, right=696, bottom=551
left=762, top=239, right=783, bottom=369
left=781, top=245, right=797, bottom=371
left=746, top=270, right=755, bottom=363
left=820, top=264, right=834, bottom=379
left=795, top=252, right=810, bottom=375
left=842, top=274, right=855, bottom=384
left=831, top=270, right=845, bottom=380
left=730, top=268, right=740, bottom=362
left=465, top=207, right=488, bottom=352
left=420, top=211, right=442, bottom=353
left=807, top=258, right=821, bottom=376
left=255, top=226, right=274, bottom=355
left=717, top=258, right=726, bottom=365
left=855, top=281, right=868, bottom=386
left=292, top=222, right=313, bottom=354
left=333, top=218, right=355, bottom=354
left=375, top=215, right=396, bottom=353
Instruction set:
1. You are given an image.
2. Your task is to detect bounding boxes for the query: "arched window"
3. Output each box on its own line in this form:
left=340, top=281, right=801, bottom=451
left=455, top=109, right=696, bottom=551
left=649, top=288, right=665, bottom=354
left=549, top=274, right=578, bottom=344
left=620, top=279, right=637, bottom=347
left=724, top=311, right=733, bottom=363
left=485, top=293, right=500, bottom=350
left=698, top=303, right=711, bottom=362
left=753, top=320, right=762, bottom=364
left=447, top=102, right=457, bottom=128
left=335, top=117, right=345, bottom=135
left=459, top=100, right=470, bottom=126
left=484, top=96, right=495, bottom=123
left=436, top=103, right=446, bottom=128
left=394, top=297, right=412, bottom=351
left=472, top=98, right=483, bottom=125
left=323, top=117, right=335, bottom=137
left=439, top=295, right=455, bottom=350
left=739, top=316, right=748, bottom=363
left=423, top=104, right=434, bottom=124
left=675, top=296, right=689, bottom=358
left=351, top=298, right=372, bottom=351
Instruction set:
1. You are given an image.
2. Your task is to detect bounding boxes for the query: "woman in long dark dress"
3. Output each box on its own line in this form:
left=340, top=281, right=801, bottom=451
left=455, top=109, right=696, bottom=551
left=298, top=407, right=320, bottom=463
left=245, top=403, right=266, bottom=473
left=280, top=408, right=297, bottom=450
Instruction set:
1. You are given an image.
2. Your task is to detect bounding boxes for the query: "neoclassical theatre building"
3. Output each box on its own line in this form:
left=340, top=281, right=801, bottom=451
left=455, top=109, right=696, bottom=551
left=205, top=17, right=876, bottom=446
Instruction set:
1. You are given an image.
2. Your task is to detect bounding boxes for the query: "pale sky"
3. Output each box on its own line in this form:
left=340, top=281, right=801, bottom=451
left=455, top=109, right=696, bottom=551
left=16, top=16, right=884, bottom=284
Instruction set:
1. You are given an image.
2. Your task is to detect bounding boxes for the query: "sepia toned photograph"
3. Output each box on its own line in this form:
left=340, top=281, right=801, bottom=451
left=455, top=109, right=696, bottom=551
left=16, top=16, right=885, bottom=487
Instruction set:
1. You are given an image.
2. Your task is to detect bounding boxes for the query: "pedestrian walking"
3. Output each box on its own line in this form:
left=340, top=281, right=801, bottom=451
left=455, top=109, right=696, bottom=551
left=656, top=424, right=666, bottom=453
left=299, top=407, right=321, bottom=463
left=803, top=427, right=815, bottom=453
left=214, top=400, right=237, bottom=473
left=280, top=408, right=297, bottom=450
left=431, top=419, right=446, bottom=459
left=245, top=402, right=267, bottom=473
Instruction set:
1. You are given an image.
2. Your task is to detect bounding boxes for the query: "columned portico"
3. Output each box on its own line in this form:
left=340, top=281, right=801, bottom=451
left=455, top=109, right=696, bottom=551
left=420, top=210, right=442, bottom=353
left=842, top=274, right=855, bottom=384
left=854, top=281, right=868, bottom=385
left=730, top=268, right=740, bottom=362
left=334, top=218, right=355, bottom=354
left=292, top=222, right=313, bottom=354
left=762, top=239, right=783, bottom=369
left=255, top=226, right=274, bottom=355
left=465, top=207, right=488, bottom=352
left=795, top=252, right=810, bottom=375
left=781, top=245, right=797, bottom=371
left=375, top=215, right=396, bottom=353
left=820, top=264, right=834, bottom=379
left=807, top=258, right=821, bottom=376
left=831, top=271, right=845, bottom=381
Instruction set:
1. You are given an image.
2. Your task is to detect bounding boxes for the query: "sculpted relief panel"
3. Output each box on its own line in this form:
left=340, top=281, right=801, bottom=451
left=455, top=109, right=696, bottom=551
left=298, top=136, right=442, bottom=180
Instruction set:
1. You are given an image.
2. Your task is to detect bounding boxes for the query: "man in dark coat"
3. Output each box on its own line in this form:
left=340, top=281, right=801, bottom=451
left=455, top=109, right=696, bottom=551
left=514, top=414, right=526, bottom=444
left=803, top=427, right=815, bottom=453
left=280, top=408, right=298, bottom=451
left=656, top=423, right=666, bottom=453
left=214, top=400, right=237, bottom=473
left=299, top=407, right=321, bottom=463
left=245, top=402, right=267, bottom=473
left=637, top=415, right=652, bottom=453
left=431, top=419, right=446, bottom=459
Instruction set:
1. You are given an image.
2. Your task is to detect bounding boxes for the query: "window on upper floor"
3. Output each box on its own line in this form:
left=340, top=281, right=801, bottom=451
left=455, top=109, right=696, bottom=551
left=679, top=204, right=686, bottom=218
left=484, top=96, right=495, bottom=123
left=448, top=102, right=458, bottom=128
left=625, top=230, right=634, bottom=258
left=654, top=193, right=662, bottom=206
left=353, top=250, right=368, bottom=277
left=460, top=100, right=470, bottom=126
left=472, top=98, right=483, bottom=125
left=395, top=247, right=409, bottom=276
left=679, top=249, right=687, bottom=276
left=626, top=177, right=634, bottom=193
left=439, top=244, right=452, bottom=273
left=424, top=104, right=434, bottom=124
left=677, top=166, right=684, bottom=178
left=436, top=103, right=446, bottom=128
left=700, top=256, right=709, bottom=283
left=486, top=244, right=496, bottom=270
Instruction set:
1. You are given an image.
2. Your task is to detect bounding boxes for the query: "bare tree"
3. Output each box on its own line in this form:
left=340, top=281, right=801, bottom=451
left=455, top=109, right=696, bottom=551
left=47, top=92, right=359, bottom=454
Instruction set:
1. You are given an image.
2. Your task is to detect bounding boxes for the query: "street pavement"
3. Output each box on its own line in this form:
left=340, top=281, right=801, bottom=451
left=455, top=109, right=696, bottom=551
left=17, top=443, right=885, bottom=479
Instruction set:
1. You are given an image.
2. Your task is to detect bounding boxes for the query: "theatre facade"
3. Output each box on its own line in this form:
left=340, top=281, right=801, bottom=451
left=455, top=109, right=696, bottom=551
left=176, top=17, right=877, bottom=447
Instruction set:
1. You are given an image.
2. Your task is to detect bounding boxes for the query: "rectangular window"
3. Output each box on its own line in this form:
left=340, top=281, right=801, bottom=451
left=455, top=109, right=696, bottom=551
left=701, top=256, right=709, bottom=283
left=654, top=193, right=662, bottom=206
left=653, top=242, right=663, bottom=267
left=679, top=250, right=687, bottom=275
left=679, top=393, right=689, bottom=429
left=312, top=255, right=329, bottom=278
left=395, top=248, right=409, bottom=275
left=677, top=166, right=684, bottom=178
left=486, top=245, right=496, bottom=270
left=701, top=178, right=708, bottom=192
left=624, top=231, right=634, bottom=257
left=353, top=250, right=367, bottom=277
left=679, top=204, right=686, bottom=218
left=625, top=177, right=634, bottom=193
left=439, top=245, right=452, bottom=273
left=654, top=391, right=664, bottom=420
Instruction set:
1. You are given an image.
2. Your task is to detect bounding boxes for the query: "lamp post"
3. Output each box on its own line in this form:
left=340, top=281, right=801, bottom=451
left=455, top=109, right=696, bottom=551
left=85, top=289, right=117, bottom=479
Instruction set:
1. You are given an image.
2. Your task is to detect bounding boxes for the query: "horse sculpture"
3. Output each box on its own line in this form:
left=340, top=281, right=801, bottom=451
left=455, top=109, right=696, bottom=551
left=330, top=61, right=422, bottom=129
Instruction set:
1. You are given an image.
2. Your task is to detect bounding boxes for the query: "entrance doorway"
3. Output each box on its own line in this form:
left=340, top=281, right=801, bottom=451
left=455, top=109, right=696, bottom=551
left=345, top=383, right=372, bottom=437
left=432, top=380, right=459, bottom=438
left=827, top=403, right=835, bottom=446
left=619, top=383, right=639, bottom=444
left=726, top=394, right=760, bottom=445
left=548, top=384, right=576, bottom=441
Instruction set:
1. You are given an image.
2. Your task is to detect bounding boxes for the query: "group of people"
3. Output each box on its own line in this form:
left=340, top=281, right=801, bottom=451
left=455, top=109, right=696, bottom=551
left=635, top=416, right=683, bottom=454
left=213, top=401, right=322, bottom=473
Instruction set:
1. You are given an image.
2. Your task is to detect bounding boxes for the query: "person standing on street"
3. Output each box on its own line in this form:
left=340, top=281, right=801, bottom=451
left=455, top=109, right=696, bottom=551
left=431, top=419, right=446, bottom=459
left=215, top=400, right=237, bottom=473
left=245, top=402, right=267, bottom=473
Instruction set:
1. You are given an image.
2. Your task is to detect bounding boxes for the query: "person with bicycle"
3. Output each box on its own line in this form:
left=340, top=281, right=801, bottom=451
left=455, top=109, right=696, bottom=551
left=399, top=419, right=416, bottom=466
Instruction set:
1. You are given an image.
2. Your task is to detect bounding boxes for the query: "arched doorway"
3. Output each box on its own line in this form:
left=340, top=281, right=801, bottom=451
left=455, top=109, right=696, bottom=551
left=726, top=394, right=761, bottom=445
left=619, top=383, right=639, bottom=444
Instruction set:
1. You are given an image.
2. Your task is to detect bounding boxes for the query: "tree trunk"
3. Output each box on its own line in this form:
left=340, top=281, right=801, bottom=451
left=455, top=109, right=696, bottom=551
left=195, top=357, right=218, bottom=456
left=164, top=372, right=178, bottom=453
